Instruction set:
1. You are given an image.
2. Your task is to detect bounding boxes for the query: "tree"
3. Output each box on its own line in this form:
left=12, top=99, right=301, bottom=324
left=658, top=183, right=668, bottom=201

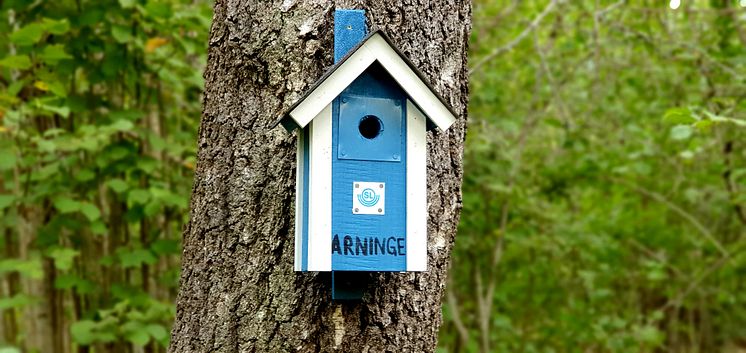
left=168, top=1, right=470, bottom=352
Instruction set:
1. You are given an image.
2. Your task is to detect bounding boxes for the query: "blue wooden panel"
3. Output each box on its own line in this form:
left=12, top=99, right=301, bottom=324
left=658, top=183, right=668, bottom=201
left=301, top=126, right=310, bottom=271
left=338, top=95, right=402, bottom=162
left=334, top=10, right=367, bottom=62
left=331, top=69, right=407, bottom=272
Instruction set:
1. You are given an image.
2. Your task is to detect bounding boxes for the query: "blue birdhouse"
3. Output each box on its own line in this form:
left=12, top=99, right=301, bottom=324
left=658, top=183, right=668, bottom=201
left=279, top=11, right=456, bottom=282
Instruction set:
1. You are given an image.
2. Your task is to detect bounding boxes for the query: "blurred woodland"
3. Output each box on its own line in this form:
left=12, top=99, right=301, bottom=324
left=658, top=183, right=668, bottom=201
left=441, top=0, right=746, bottom=352
left=0, top=0, right=744, bottom=353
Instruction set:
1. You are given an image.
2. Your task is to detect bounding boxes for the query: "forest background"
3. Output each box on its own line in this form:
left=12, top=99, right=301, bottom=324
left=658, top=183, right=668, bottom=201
left=0, top=0, right=744, bottom=352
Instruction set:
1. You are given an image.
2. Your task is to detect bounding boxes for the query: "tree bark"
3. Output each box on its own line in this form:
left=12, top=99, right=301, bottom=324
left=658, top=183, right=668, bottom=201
left=169, top=1, right=470, bottom=352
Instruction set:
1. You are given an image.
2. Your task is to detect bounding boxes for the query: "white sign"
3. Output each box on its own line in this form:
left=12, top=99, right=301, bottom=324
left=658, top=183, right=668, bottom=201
left=352, top=181, right=385, bottom=215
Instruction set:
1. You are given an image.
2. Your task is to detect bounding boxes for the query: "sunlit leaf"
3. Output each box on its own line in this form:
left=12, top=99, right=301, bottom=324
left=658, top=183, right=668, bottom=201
left=670, top=125, right=692, bottom=140
left=0, top=55, right=32, bottom=70
left=71, top=320, right=97, bottom=345
left=662, top=107, right=696, bottom=125
left=79, top=202, right=102, bottom=221
left=42, top=18, right=71, bottom=35
left=47, top=248, right=80, bottom=271
left=40, top=44, right=73, bottom=64
left=111, top=25, right=133, bottom=43
left=53, top=197, right=81, bottom=213
left=10, top=23, right=44, bottom=46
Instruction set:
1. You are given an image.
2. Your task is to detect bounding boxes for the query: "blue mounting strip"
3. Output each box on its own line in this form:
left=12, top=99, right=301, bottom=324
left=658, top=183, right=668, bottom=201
left=332, top=9, right=368, bottom=300
left=334, top=10, right=367, bottom=62
left=301, top=127, right=310, bottom=271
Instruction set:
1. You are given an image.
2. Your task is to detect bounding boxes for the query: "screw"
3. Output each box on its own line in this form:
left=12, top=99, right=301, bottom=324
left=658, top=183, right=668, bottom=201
left=379, top=184, right=383, bottom=188
left=346, top=25, right=352, bottom=30
left=354, top=208, right=359, bottom=213
left=355, top=183, right=359, bottom=188
left=393, top=154, right=399, bottom=160
left=378, top=208, right=382, bottom=213
left=394, top=100, right=400, bottom=106
left=341, top=97, right=347, bottom=103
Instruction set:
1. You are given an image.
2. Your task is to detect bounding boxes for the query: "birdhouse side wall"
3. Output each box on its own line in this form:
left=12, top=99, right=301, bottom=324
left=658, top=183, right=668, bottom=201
left=295, top=104, right=333, bottom=272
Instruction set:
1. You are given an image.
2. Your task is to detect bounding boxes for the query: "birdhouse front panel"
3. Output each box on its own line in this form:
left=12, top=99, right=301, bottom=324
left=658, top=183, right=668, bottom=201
left=331, top=65, right=407, bottom=271
left=285, top=30, right=458, bottom=273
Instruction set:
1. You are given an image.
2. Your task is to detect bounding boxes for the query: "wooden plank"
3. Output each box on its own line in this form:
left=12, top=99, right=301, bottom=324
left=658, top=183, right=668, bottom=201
left=307, top=103, right=333, bottom=271
left=406, top=100, right=427, bottom=271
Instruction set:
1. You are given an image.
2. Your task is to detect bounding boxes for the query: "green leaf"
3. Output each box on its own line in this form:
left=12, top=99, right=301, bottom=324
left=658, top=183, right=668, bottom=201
left=10, top=23, right=45, bottom=46
left=71, top=320, right=97, bottom=345
left=46, top=80, right=68, bottom=97
left=42, top=18, right=70, bottom=35
left=39, top=44, right=73, bottom=64
left=127, top=189, right=151, bottom=205
left=0, top=195, right=15, bottom=210
left=53, top=197, right=82, bottom=213
left=0, top=293, right=36, bottom=310
left=0, top=258, right=43, bottom=279
left=0, top=347, right=22, bottom=353
left=144, top=2, right=173, bottom=18
left=90, top=221, right=108, bottom=235
left=151, top=239, right=180, bottom=255
left=662, top=107, right=696, bottom=125
left=119, top=0, right=136, bottom=8
left=79, top=202, right=101, bottom=221
left=146, top=323, right=168, bottom=341
left=47, top=248, right=80, bottom=271
left=74, top=169, right=96, bottom=182
left=670, top=125, right=692, bottom=140
left=126, top=327, right=150, bottom=346
left=109, top=119, right=135, bottom=132
left=119, top=249, right=157, bottom=268
left=54, top=274, right=92, bottom=292
left=0, top=55, right=32, bottom=70
left=111, top=25, right=133, bottom=43
left=38, top=104, right=70, bottom=118
left=0, top=148, right=16, bottom=170
left=107, top=179, right=130, bottom=193
left=635, top=325, right=664, bottom=346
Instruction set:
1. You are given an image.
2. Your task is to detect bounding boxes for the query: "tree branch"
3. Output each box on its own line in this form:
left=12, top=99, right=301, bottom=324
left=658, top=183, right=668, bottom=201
left=609, top=177, right=728, bottom=257
left=470, top=0, right=559, bottom=74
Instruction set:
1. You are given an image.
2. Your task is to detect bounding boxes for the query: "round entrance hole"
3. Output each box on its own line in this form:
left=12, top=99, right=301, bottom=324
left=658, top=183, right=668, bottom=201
left=358, top=115, right=383, bottom=139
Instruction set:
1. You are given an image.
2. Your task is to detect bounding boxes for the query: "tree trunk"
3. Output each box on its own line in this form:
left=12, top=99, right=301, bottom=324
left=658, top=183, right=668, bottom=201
left=168, top=1, right=470, bottom=352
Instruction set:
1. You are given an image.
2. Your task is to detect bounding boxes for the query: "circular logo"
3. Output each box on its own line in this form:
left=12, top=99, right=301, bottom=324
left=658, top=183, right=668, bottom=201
left=357, top=188, right=380, bottom=207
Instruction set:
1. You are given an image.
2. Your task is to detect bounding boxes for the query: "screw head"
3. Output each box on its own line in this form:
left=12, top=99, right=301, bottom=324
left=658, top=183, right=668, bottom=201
left=379, top=184, right=383, bottom=188
left=354, top=208, right=359, bottom=213
left=378, top=208, right=382, bottom=213
left=355, top=183, right=359, bottom=188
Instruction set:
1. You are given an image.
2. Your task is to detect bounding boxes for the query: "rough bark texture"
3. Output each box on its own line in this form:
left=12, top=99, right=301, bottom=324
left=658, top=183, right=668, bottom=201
left=169, top=1, right=470, bottom=352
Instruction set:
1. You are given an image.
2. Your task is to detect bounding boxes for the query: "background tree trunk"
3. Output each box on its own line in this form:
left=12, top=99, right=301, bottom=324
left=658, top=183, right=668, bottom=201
left=168, top=1, right=470, bottom=352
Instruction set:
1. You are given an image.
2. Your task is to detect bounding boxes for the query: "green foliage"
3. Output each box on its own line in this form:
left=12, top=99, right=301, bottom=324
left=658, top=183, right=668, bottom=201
left=0, top=0, right=210, bottom=351
left=441, top=1, right=746, bottom=352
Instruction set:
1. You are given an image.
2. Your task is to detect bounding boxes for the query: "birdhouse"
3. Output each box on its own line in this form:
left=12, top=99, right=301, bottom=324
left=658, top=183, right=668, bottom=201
left=278, top=17, right=456, bottom=276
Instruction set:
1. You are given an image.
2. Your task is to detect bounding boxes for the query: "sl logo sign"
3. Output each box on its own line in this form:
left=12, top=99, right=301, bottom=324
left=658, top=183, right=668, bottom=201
left=352, top=181, right=385, bottom=215
left=357, top=188, right=380, bottom=207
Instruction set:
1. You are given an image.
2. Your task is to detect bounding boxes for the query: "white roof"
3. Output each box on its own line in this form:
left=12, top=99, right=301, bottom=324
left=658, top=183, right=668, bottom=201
left=280, top=31, right=457, bottom=132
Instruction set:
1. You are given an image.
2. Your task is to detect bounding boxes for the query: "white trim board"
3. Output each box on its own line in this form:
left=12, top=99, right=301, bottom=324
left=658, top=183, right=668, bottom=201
left=406, top=100, right=428, bottom=271
left=288, top=33, right=456, bottom=132
left=306, top=104, right=333, bottom=271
